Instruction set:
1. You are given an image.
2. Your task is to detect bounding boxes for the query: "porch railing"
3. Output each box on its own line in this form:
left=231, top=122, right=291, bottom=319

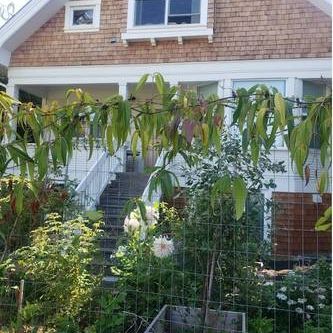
left=75, top=147, right=126, bottom=210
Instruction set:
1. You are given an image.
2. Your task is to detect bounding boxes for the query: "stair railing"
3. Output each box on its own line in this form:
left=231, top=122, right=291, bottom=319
left=75, top=147, right=126, bottom=210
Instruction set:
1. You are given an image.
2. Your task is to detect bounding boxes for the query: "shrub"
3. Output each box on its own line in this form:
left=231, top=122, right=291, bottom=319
left=2, top=213, right=102, bottom=330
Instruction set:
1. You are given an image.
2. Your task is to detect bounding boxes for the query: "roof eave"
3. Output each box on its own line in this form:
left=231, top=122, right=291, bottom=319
left=0, top=0, right=67, bottom=67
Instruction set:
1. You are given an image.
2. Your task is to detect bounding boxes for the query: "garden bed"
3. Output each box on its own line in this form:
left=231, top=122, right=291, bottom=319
left=145, top=305, right=246, bottom=333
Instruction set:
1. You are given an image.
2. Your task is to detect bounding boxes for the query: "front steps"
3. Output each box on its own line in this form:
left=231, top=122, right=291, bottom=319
left=95, top=171, right=150, bottom=283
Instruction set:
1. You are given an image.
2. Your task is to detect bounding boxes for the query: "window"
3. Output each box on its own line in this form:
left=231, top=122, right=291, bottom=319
left=134, top=0, right=200, bottom=26
left=122, top=0, right=212, bottom=45
left=64, top=0, right=101, bottom=32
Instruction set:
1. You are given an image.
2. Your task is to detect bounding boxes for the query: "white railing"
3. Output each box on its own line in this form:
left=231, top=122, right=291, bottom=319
left=75, top=147, right=126, bottom=210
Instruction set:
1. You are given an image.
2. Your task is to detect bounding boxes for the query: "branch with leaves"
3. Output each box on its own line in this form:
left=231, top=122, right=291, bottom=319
left=0, top=74, right=331, bottom=230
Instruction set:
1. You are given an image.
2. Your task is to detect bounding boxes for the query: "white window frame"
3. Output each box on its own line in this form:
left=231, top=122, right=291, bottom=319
left=122, top=0, right=212, bottom=45
left=64, top=0, right=101, bottom=33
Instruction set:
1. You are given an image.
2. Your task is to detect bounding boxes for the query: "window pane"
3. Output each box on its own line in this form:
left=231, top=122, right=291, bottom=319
left=169, top=0, right=200, bottom=15
left=233, top=80, right=286, bottom=95
left=168, top=0, right=200, bottom=24
left=73, top=9, right=94, bottom=25
left=135, top=0, right=165, bottom=25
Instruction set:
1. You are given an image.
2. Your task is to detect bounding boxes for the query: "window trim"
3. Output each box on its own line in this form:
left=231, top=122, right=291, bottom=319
left=64, top=0, right=101, bottom=33
left=122, top=0, right=212, bottom=45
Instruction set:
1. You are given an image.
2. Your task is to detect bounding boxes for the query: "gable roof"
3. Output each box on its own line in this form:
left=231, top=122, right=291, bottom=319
left=0, top=0, right=67, bottom=66
left=0, top=0, right=331, bottom=67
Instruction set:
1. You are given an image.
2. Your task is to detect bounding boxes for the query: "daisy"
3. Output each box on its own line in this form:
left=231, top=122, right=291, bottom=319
left=276, top=293, right=287, bottom=301
left=295, top=307, right=303, bottom=314
left=306, top=305, right=314, bottom=311
left=152, top=236, right=174, bottom=258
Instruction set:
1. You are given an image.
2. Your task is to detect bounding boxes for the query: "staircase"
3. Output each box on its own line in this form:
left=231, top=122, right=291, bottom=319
left=96, top=170, right=150, bottom=281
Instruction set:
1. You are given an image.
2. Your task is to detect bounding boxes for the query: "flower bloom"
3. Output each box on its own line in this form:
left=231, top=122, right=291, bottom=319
left=317, top=287, right=326, bottom=293
left=295, top=307, right=303, bottom=314
left=318, top=303, right=325, bottom=309
left=276, top=293, right=287, bottom=301
left=298, top=298, right=307, bottom=304
left=306, top=305, right=314, bottom=311
left=145, top=206, right=159, bottom=225
left=280, top=287, right=287, bottom=292
left=124, top=216, right=140, bottom=233
left=152, top=236, right=174, bottom=258
left=287, top=300, right=296, bottom=306
left=318, top=295, right=326, bottom=300
left=264, top=281, right=274, bottom=286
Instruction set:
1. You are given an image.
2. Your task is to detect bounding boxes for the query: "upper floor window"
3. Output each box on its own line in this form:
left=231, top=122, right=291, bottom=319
left=134, top=0, right=200, bottom=26
left=64, top=0, right=101, bottom=32
left=122, top=0, right=212, bottom=45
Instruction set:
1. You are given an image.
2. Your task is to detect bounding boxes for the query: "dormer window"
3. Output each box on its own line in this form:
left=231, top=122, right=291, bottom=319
left=122, top=0, right=212, bottom=45
left=64, top=0, right=101, bottom=32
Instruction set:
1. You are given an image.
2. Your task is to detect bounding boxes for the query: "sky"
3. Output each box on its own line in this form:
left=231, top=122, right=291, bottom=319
left=0, top=0, right=29, bottom=27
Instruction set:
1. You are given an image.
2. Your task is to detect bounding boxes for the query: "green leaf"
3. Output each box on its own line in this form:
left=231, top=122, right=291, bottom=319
left=315, top=207, right=332, bottom=232
left=211, top=175, right=231, bottom=208
left=13, top=181, right=24, bottom=215
left=317, top=170, right=328, bottom=194
left=154, top=73, right=165, bottom=95
left=106, top=125, right=114, bottom=155
left=256, top=107, right=268, bottom=139
left=131, top=131, right=139, bottom=158
left=84, top=210, right=104, bottom=222
left=274, top=93, right=286, bottom=129
left=232, top=177, right=247, bottom=220
left=134, top=74, right=149, bottom=93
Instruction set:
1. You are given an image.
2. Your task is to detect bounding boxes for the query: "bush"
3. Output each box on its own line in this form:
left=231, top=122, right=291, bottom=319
left=2, top=213, right=102, bottom=330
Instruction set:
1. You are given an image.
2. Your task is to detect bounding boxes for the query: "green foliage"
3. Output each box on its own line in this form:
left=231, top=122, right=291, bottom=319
left=0, top=76, right=331, bottom=229
left=3, top=213, right=102, bottom=329
left=248, top=317, right=274, bottom=333
left=0, top=176, right=78, bottom=261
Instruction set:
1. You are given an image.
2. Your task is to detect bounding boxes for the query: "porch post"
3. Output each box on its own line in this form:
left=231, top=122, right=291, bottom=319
left=218, top=79, right=233, bottom=125
left=5, top=82, right=19, bottom=141
left=118, top=82, right=128, bottom=100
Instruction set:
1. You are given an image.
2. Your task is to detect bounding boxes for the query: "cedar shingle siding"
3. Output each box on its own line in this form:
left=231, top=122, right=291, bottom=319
left=10, top=0, right=331, bottom=67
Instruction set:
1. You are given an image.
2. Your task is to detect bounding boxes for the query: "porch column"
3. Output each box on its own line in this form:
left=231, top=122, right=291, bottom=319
left=218, top=79, right=233, bottom=126
left=5, top=82, right=19, bottom=141
left=286, top=78, right=303, bottom=122
left=118, top=82, right=128, bottom=100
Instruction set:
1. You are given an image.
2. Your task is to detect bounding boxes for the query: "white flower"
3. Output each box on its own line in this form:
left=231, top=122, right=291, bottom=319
left=145, top=206, right=159, bottom=225
left=280, top=287, right=287, bottom=292
left=306, top=314, right=311, bottom=320
left=287, top=300, right=296, bottom=306
left=318, top=295, right=326, bottom=300
left=318, top=303, right=325, bottom=309
left=276, top=293, right=287, bottom=301
left=264, top=281, right=274, bottom=286
left=124, top=216, right=140, bottom=233
left=73, top=229, right=82, bottom=236
left=152, top=236, right=174, bottom=258
left=298, top=298, right=307, bottom=304
left=317, top=287, right=326, bottom=293
left=295, top=307, right=303, bottom=314
left=306, top=305, right=314, bottom=311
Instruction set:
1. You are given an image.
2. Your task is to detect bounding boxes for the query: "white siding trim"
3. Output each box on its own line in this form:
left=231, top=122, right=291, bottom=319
left=8, top=58, right=332, bottom=86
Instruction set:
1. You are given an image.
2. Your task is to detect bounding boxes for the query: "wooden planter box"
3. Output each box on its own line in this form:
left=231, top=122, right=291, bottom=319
left=144, top=305, right=246, bottom=333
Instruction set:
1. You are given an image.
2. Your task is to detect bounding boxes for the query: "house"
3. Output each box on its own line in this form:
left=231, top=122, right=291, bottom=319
left=0, top=0, right=331, bottom=260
